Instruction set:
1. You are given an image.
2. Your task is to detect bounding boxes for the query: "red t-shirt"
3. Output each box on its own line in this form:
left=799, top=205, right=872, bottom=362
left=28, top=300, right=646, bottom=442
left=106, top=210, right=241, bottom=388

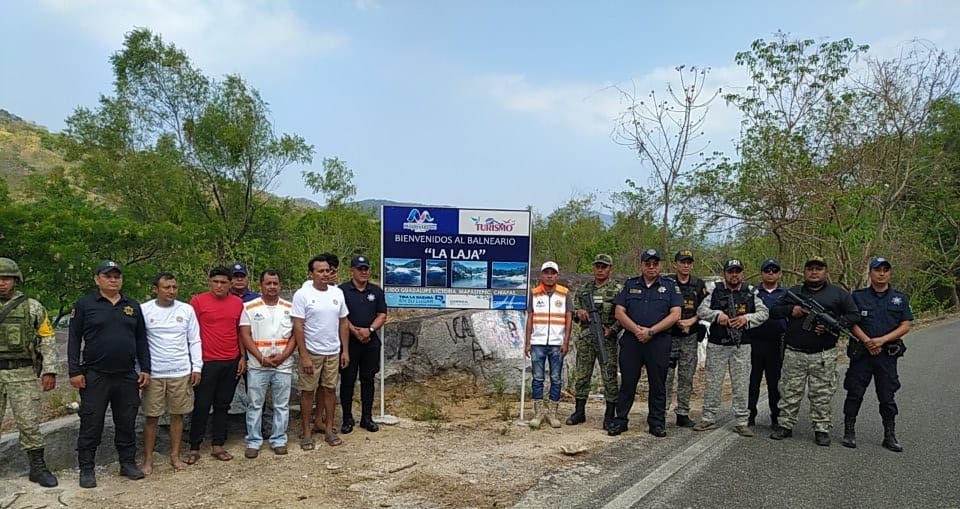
left=190, top=292, right=243, bottom=362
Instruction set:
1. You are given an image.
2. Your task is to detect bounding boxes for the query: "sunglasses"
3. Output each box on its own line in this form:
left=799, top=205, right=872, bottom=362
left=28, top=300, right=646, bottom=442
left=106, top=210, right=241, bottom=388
left=762, top=268, right=781, bottom=274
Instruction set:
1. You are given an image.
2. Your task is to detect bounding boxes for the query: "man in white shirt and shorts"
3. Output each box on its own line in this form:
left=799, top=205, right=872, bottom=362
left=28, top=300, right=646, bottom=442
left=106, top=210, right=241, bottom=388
left=292, top=254, right=349, bottom=449
left=140, top=273, right=202, bottom=474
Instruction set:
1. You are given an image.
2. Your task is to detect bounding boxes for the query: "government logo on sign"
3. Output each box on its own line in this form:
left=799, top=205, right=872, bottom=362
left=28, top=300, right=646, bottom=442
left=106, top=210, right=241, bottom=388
left=403, top=209, right=438, bottom=233
left=471, top=216, right=515, bottom=232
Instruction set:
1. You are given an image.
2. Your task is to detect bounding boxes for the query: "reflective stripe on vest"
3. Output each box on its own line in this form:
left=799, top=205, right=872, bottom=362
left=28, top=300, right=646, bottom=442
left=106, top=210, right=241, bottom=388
left=530, top=284, right=569, bottom=346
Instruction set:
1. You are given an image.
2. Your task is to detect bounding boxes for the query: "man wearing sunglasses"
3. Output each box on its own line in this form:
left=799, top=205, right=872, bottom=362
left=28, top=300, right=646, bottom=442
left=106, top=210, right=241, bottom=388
left=747, top=259, right=788, bottom=429
left=695, top=260, right=768, bottom=437
left=339, top=255, right=387, bottom=434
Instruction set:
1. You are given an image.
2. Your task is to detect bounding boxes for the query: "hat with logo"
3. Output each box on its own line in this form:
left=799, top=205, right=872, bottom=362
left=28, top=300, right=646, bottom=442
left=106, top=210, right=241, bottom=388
left=540, top=261, right=559, bottom=272
left=593, top=254, right=613, bottom=266
left=230, top=263, right=248, bottom=277
left=640, top=249, right=662, bottom=262
left=804, top=256, right=828, bottom=268
left=351, top=255, right=371, bottom=269
left=869, top=256, right=892, bottom=270
left=95, top=260, right=122, bottom=275
left=723, top=259, right=744, bottom=272
left=675, top=249, right=694, bottom=262
left=760, top=258, right=781, bottom=271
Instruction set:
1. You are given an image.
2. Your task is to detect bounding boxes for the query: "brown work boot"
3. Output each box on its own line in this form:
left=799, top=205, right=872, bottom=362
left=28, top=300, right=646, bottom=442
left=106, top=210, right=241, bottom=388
left=734, top=425, right=754, bottom=437
left=693, top=420, right=716, bottom=432
left=244, top=448, right=259, bottom=459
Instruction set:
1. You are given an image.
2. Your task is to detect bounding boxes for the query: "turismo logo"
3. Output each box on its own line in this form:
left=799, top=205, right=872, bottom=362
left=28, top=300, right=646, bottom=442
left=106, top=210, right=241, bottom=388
left=471, top=216, right=515, bottom=233
left=403, top=209, right=438, bottom=233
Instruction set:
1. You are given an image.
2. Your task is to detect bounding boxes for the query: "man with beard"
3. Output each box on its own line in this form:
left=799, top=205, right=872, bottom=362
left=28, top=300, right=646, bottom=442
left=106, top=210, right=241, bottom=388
left=694, top=259, right=768, bottom=437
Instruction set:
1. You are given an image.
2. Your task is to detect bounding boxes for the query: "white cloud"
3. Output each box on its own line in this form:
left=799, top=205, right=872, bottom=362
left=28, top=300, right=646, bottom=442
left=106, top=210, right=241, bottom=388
left=474, top=64, right=748, bottom=157
left=38, top=0, right=346, bottom=74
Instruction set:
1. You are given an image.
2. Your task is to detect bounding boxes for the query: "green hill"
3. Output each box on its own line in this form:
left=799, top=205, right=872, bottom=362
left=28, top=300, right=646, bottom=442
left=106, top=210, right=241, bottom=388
left=0, top=109, right=71, bottom=198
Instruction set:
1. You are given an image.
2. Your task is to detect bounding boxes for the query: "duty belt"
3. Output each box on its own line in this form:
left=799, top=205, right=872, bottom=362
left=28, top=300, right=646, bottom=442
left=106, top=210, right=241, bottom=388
left=0, top=358, right=34, bottom=370
left=785, top=344, right=834, bottom=354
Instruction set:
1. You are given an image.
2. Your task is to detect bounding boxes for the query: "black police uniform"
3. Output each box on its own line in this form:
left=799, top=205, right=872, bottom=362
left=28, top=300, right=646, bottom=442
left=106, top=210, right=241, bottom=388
left=747, top=285, right=787, bottom=425
left=843, top=286, right=913, bottom=427
left=611, top=275, right=682, bottom=433
left=68, top=291, right=150, bottom=470
left=340, top=279, right=387, bottom=427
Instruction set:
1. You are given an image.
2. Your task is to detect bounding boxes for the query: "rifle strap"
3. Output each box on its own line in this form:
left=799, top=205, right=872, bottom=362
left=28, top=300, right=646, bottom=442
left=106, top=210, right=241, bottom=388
left=0, top=295, right=28, bottom=324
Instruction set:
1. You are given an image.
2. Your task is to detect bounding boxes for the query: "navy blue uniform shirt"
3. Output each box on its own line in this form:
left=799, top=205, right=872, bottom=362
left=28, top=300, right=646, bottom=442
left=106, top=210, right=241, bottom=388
left=341, top=280, right=387, bottom=341
left=68, top=292, right=150, bottom=377
left=613, top=275, right=683, bottom=339
left=852, top=286, right=914, bottom=338
left=749, top=285, right=788, bottom=339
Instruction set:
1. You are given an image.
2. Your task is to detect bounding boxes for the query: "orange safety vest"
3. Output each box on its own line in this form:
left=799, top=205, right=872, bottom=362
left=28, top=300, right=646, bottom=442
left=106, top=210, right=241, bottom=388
left=529, top=283, right=570, bottom=346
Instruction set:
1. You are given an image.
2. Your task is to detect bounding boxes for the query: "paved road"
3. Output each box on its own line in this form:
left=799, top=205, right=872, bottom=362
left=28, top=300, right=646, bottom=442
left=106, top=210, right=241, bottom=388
left=515, top=318, right=960, bottom=509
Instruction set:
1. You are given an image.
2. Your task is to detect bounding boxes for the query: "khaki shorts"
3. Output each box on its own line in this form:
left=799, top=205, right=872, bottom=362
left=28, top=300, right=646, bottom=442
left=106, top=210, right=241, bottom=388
left=298, top=353, right=339, bottom=392
left=141, top=375, right=194, bottom=417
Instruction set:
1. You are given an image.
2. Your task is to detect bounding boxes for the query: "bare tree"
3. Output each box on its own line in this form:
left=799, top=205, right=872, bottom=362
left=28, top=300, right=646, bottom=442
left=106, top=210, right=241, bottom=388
left=612, top=66, right=720, bottom=254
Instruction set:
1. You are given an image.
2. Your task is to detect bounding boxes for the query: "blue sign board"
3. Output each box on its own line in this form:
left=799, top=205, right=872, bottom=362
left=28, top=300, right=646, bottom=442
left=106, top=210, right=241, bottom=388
left=381, top=205, right=532, bottom=310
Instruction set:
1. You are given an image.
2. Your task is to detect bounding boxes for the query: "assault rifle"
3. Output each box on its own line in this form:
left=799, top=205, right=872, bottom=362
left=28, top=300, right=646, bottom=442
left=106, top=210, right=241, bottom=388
left=725, top=295, right=743, bottom=347
left=579, top=293, right=608, bottom=366
left=782, top=289, right=851, bottom=339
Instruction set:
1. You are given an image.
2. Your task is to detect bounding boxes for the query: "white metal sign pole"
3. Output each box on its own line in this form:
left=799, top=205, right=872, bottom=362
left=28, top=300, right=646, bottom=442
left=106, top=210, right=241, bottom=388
left=376, top=205, right=398, bottom=425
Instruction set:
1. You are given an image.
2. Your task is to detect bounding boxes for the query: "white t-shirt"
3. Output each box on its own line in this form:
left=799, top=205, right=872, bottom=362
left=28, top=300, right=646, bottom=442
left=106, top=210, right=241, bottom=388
left=142, top=299, right=202, bottom=378
left=291, top=284, right=348, bottom=356
left=240, top=297, right=295, bottom=373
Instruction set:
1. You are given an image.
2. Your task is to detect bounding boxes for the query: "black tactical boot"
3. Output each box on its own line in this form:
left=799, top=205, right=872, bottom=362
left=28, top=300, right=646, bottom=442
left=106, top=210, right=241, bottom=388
left=769, top=426, right=792, bottom=440
left=341, top=414, right=355, bottom=434
left=27, top=449, right=58, bottom=487
left=119, top=462, right=145, bottom=480
left=602, top=402, right=617, bottom=432
left=676, top=414, right=695, bottom=428
left=78, top=449, right=96, bottom=489
left=882, top=421, right=903, bottom=452
left=359, top=415, right=379, bottom=433
left=566, top=399, right=587, bottom=425
left=814, top=431, right=831, bottom=446
left=841, top=420, right=857, bottom=449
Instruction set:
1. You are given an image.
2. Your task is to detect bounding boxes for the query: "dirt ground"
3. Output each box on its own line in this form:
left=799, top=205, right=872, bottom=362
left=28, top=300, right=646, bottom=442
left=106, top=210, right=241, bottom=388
left=1, top=369, right=719, bottom=509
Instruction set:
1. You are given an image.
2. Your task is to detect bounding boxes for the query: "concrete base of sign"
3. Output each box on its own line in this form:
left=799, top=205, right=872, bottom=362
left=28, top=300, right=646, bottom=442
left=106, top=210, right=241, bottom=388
left=373, top=414, right=400, bottom=426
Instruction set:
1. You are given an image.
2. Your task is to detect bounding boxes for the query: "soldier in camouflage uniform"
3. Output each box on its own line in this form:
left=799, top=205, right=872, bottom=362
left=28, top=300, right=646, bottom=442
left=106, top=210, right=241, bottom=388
left=0, top=257, right=59, bottom=487
left=566, top=254, right=622, bottom=431
left=664, top=250, right=707, bottom=428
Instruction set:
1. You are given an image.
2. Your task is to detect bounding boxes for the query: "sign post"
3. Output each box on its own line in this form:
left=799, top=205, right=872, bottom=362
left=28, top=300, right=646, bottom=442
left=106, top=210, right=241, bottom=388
left=377, top=205, right=532, bottom=424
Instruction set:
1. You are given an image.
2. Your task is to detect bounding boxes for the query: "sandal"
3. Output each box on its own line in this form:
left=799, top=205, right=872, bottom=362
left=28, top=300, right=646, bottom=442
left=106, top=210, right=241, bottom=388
left=324, top=434, right=343, bottom=447
left=184, top=450, right=201, bottom=465
left=211, top=450, right=233, bottom=461
left=300, top=436, right=315, bottom=451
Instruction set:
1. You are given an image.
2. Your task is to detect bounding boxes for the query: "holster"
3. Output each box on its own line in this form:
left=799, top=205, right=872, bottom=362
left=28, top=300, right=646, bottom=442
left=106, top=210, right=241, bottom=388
left=846, top=339, right=869, bottom=362
left=884, top=340, right=906, bottom=358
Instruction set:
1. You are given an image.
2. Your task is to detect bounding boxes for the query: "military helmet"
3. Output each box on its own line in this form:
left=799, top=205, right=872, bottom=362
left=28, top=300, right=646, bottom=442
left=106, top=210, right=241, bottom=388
left=0, top=257, right=23, bottom=281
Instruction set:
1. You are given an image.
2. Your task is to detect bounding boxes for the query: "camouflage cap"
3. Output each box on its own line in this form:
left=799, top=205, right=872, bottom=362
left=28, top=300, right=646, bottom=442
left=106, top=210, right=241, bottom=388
left=593, top=254, right=613, bottom=266
left=804, top=256, right=827, bottom=268
left=0, top=257, right=23, bottom=281
left=675, top=249, right=694, bottom=262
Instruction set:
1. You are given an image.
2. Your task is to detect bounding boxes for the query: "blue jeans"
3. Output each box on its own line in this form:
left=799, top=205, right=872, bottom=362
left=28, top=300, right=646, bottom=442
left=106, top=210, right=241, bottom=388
left=245, top=368, right=292, bottom=449
left=531, top=345, right=563, bottom=402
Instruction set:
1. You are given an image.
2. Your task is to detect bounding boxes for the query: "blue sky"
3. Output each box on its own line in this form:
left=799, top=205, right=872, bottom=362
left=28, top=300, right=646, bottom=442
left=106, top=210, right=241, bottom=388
left=2, top=1, right=958, bottom=214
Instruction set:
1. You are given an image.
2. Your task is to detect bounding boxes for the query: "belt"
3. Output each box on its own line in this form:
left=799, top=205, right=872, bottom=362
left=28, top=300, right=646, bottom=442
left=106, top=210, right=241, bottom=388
left=785, top=344, right=834, bottom=354
left=0, top=358, right=34, bottom=370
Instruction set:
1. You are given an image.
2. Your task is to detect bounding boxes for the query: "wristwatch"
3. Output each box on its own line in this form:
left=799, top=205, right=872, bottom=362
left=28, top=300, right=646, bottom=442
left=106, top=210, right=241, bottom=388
left=647, top=328, right=656, bottom=337
left=368, top=327, right=376, bottom=334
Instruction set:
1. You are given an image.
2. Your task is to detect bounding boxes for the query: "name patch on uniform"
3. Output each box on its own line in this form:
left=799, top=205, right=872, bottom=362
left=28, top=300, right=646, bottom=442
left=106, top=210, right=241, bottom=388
left=629, top=289, right=642, bottom=294
left=123, top=305, right=134, bottom=316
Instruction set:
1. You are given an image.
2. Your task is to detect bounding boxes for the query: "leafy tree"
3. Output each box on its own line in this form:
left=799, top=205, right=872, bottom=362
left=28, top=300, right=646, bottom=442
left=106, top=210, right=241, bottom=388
left=302, top=157, right=357, bottom=208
